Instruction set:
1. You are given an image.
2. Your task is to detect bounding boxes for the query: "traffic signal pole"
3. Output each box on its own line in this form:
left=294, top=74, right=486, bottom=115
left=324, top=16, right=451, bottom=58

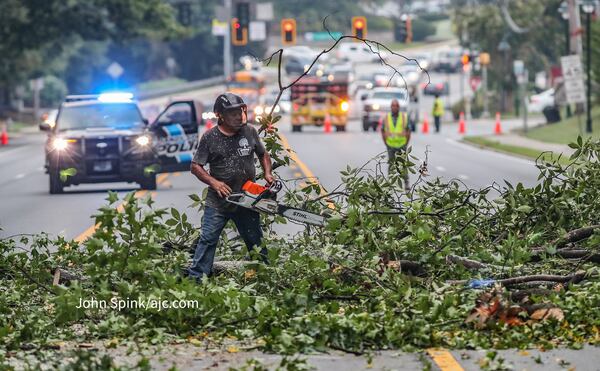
left=224, top=0, right=232, bottom=79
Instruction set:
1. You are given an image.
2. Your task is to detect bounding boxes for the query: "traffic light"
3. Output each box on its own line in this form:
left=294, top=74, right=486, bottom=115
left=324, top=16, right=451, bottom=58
left=236, top=2, right=250, bottom=27
left=231, top=18, right=248, bottom=46
left=176, top=2, right=192, bottom=26
left=395, top=15, right=408, bottom=42
left=461, top=53, right=471, bottom=72
left=352, top=16, right=367, bottom=39
left=281, top=19, right=296, bottom=45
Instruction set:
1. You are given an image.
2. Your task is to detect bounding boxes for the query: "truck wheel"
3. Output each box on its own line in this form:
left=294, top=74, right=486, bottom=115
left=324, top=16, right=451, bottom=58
left=49, top=172, right=63, bottom=194
left=335, top=125, right=346, bottom=132
left=292, top=125, right=302, bottom=132
left=139, top=174, right=157, bottom=190
left=362, top=120, right=370, bottom=132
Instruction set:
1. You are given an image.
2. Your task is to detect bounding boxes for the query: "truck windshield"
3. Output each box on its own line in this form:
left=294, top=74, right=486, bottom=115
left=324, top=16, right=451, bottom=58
left=57, top=103, right=145, bottom=131
left=372, top=91, right=407, bottom=101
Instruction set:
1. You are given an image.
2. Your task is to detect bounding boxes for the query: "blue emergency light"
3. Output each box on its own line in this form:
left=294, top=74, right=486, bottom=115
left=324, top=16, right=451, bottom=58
left=97, top=92, right=134, bottom=103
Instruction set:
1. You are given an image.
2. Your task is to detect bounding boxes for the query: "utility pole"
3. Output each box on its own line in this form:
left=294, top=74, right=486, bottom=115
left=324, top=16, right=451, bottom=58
left=223, top=0, right=233, bottom=79
left=567, top=0, right=583, bottom=56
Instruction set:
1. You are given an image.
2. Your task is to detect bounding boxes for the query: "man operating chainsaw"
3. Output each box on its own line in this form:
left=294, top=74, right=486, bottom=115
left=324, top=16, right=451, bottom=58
left=188, top=92, right=274, bottom=279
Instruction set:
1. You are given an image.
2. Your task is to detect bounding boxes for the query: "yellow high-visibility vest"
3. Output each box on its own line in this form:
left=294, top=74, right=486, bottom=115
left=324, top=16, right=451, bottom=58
left=385, top=113, right=407, bottom=148
left=433, top=98, right=444, bottom=117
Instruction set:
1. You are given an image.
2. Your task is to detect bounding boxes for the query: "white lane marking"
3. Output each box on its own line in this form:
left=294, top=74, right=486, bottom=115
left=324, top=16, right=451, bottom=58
left=459, top=174, right=469, bottom=180
left=445, top=138, right=534, bottom=166
left=15, top=173, right=26, bottom=179
left=435, top=166, right=446, bottom=172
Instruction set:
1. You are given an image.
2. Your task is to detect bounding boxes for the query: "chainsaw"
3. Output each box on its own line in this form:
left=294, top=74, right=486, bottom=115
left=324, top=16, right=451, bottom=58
left=226, top=180, right=327, bottom=226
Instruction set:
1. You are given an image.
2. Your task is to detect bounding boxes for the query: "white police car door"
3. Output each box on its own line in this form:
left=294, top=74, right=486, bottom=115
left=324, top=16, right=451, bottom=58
left=150, top=100, right=200, bottom=173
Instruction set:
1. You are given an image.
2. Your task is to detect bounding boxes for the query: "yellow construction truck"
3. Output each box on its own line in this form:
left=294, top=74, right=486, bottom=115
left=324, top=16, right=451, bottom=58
left=290, top=76, right=349, bottom=132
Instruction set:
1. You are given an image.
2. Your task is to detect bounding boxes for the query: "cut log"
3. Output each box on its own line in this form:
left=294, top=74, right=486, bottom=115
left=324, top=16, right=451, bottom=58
left=530, top=249, right=600, bottom=263
left=553, top=225, right=600, bottom=249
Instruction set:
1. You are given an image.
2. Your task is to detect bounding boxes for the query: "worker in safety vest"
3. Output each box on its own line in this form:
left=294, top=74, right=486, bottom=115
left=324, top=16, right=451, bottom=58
left=432, top=94, right=444, bottom=133
left=380, top=99, right=410, bottom=190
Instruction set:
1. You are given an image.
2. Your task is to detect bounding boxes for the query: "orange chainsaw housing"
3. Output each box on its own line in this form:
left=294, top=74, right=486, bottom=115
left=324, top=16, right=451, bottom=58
left=241, top=181, right=267, bottom=195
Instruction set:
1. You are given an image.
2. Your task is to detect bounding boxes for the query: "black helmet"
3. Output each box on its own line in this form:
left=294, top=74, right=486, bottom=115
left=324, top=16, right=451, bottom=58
left=213, top=92, right=247, bottom=114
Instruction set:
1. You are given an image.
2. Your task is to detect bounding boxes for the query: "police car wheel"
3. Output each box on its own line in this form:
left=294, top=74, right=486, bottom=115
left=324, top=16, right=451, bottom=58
left=139, top=175, right=157, bottom=190
left=49, top=172, right=63, bottom=194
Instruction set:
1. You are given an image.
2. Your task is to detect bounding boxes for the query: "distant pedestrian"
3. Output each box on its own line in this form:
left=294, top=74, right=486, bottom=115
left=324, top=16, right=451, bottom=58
left=432, top=94, right=444, bottom=133
left=380, top=99, right=410, bottom=190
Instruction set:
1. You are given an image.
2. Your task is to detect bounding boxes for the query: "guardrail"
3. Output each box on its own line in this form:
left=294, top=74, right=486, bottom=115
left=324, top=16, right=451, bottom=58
left=135, top=76, right=226, bottom=101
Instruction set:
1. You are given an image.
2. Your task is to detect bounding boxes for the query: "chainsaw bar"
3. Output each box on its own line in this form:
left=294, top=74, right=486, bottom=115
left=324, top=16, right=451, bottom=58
left=226, top=193, right=326, bottom=227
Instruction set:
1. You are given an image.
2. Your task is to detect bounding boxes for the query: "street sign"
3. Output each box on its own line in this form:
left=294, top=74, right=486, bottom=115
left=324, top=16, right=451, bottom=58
left=469, top=76, right=481, bottom=92
left=513, top=60, right=524, bottom=77
left=212, top=19, right=228, bottom=36
left=255, top=2, right=274, bottom=21
left=106, top=62, right=124, bottom=79
left=29, top=78, right=44, bottom=90
left=249, top=21, right=266, bottom=41
left=304, top=32, right=342, bottom=41
left=561, top=55, right=586, bottom=104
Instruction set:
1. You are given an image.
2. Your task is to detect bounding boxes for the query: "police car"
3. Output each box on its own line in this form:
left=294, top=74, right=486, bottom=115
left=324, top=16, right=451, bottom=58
left=40, top=93, right=202, bottom=194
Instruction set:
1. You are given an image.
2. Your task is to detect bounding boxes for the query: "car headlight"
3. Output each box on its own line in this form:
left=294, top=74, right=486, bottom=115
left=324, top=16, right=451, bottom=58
left=372, top=103, right=380, bottom=111
left=52, top=138, right=74, bottom=151
left=340, top=101, right=349, bottom=112
left=135, top=135, right=150, bottom=146
left=254, top=106, right=264, bottom=115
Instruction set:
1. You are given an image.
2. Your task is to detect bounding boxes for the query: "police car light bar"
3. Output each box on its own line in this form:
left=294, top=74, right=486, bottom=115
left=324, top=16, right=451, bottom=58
left=97, top=92, right=134, bottom=103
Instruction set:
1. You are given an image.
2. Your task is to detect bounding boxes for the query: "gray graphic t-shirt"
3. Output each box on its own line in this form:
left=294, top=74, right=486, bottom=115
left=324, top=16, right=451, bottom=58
left=192, top=125, right=266, bottom=212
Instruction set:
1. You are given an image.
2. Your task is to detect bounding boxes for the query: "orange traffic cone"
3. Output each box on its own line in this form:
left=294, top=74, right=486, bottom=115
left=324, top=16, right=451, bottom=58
left=0, top=125, right=8, bottom=146
left=324, top=114, right=332, bottom=133
left=422, top=113, right=430, bottom=134
left=458, top=112, right=466, bottom=134
left=494, top=112, right=502, bottom=135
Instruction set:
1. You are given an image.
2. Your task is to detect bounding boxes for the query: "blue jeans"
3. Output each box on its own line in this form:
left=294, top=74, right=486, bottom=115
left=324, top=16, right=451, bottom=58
left=188, top=206, right=264, bottom=279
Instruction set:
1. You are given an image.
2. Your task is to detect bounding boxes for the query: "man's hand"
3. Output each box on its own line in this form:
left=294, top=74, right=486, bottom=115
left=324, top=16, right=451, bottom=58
left=211, top=180, right=232, bottom=198
left=264, top=172, right=275, bottom=185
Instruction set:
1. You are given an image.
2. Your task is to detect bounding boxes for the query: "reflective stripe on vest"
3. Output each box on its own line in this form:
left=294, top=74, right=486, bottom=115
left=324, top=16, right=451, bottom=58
left=385, top=113, right=407, bottom=148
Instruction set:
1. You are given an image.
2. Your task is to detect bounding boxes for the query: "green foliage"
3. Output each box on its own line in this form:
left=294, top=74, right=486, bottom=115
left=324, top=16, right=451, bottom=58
left=411, top=18, right=436, bottom=42
left=59, top=168, right=77, bottom=182
left=0, top=0, right=184, bottom=108
left=451, top=0, right=564, bottom=104
left=1, top=134, right=600, bottom=363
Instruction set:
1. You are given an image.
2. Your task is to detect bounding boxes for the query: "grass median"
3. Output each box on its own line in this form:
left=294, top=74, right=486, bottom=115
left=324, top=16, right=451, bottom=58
left=463, top=136, right=572, bottom=165
left=524, top=106, right=600, bottom=144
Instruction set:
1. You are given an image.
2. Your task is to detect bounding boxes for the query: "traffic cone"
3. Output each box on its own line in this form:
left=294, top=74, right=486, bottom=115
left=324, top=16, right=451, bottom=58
left=494, top=112, right=502, bottom=135
left=458, top=112, right=466, bottom=134
left=0, top=125, right=8, bottom=146
left=422, top=113, right=430, bottom=134
left=324, top=114, right=332, bottom=133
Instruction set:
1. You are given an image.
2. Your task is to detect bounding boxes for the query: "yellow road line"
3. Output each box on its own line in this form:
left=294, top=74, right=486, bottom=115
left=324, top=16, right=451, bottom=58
left=278, top=133, right=335, bottom=209
left=278, top=133, right=320, bottom=186
left=426, top=348, right=464, bottom=371
left=74, top=174, right=169, bottom=243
